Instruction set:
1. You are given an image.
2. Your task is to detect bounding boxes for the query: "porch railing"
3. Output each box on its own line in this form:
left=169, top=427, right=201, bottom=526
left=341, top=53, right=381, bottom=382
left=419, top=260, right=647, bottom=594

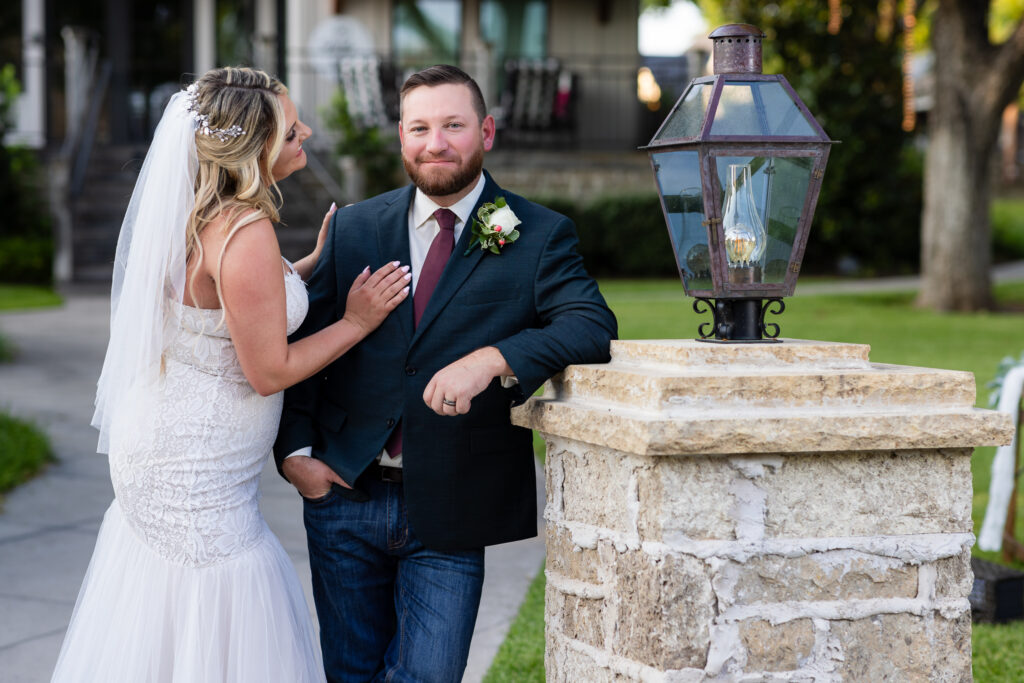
left=285, top=50, right=647, bottom=153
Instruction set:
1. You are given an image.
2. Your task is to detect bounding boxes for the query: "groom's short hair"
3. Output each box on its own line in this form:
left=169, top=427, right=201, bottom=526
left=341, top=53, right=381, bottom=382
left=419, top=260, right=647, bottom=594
left=399, top=64, right=487, bottom=122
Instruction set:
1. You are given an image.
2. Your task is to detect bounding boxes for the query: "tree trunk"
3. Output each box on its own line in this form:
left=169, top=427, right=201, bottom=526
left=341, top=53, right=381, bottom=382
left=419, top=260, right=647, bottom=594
left=917, top=107, right=996, bottom=310
left=918, top=2, right=994, bottom=310
left=918, top=0, right=1024, bottom=310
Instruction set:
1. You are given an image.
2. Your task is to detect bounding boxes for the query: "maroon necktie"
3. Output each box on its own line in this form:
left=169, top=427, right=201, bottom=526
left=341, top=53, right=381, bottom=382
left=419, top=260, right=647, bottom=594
left=384, top=208, right=457, bottom=459
left=413, top=208, right=457, bottom=326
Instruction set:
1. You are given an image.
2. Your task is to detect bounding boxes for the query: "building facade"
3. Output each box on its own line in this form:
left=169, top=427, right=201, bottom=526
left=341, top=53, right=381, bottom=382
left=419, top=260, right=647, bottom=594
left=8, top=0, right=643, bottom=151
left=3, top=0, right=646, bottom=282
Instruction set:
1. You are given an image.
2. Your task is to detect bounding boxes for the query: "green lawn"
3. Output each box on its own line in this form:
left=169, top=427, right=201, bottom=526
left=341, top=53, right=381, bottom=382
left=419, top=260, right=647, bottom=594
left=0, top=284, right=62, bottom=362
left=482, top=562, right=546, bottom=683
left=487, top=278, right=1024, bottom=682
left=0, top=285, right=60, bottom=498
left=0, top=412, right=52, bottom=497
left=0, top=284, right=62, bottom=312
left=973, top=619, right=1024, bottom=681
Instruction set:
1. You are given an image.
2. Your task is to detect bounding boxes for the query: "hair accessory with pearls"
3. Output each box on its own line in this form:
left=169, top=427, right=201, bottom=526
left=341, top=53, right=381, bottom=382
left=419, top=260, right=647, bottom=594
left=183, top=82, right=246, bottom=141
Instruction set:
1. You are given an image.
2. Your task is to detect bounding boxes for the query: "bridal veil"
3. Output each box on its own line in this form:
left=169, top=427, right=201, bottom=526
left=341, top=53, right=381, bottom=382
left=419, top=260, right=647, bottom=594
left=92, top=91, right=196, bottom=453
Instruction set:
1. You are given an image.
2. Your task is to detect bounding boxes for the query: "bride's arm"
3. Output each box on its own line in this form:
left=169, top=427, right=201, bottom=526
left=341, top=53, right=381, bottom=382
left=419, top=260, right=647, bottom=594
left=218, top=218, right=409, bottom=396
left=291, top=202, right=336, bottom=281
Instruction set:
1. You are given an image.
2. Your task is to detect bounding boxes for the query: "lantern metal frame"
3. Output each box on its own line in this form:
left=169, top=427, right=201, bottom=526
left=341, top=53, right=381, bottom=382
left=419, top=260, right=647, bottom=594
left=643, top=24, right=835, bottom=342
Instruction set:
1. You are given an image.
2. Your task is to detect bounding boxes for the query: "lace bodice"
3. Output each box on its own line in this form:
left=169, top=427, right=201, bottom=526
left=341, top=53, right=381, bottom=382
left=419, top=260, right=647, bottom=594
left=108, top=267, right=308, bottom=567
left=163, top=267, right=309, bottom=379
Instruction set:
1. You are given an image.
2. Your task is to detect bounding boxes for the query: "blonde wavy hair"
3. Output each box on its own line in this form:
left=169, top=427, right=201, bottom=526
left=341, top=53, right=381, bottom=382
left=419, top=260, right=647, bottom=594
left=185, top=67, right=288, bottom=306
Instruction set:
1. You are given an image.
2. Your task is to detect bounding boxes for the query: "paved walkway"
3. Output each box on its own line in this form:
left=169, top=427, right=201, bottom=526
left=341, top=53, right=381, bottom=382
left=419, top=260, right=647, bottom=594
left=0, top=292, right=545, bottom=683
left=795, top=260, right=1024, bottom=295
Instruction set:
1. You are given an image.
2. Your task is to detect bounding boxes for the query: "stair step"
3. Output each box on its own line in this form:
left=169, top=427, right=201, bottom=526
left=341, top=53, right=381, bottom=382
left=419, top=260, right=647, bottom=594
left=74, top=185, right=134, bottom=204
left=72, top=263, right=115, bottom=282
left=68, top=145, right=343, bottom=283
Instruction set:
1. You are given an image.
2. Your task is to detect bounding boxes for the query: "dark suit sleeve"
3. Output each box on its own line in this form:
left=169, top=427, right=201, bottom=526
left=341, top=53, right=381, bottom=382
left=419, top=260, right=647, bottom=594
left=493, top=215, right=617, bottom=402
left=273, top=211, right=343, bottom=475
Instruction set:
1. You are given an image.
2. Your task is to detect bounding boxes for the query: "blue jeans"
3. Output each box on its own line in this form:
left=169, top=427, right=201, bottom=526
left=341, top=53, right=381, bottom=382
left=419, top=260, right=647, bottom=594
left=303, top=477, right=485, bottom=683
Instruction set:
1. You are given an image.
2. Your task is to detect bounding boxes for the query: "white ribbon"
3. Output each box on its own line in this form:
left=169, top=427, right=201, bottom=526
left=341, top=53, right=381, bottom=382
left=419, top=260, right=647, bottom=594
left=978, top=365, right=1024, bottom=551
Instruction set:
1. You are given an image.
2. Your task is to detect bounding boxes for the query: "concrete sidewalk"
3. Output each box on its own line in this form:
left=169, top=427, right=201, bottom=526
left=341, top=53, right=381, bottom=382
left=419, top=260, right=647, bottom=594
left=0, top=292, right=545, bottom=683
left=795, top=260, right=1024, bottom=295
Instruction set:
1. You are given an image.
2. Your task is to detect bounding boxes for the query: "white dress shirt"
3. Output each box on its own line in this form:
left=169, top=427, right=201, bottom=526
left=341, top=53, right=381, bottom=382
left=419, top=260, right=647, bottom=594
left=407, top=174, right=485, bottom=293
left=286, top=174, right=487, bottom=466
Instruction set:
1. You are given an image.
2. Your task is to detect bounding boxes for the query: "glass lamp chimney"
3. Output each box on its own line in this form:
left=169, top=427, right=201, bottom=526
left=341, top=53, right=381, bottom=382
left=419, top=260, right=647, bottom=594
left=722, top=163, right=766, bottom=283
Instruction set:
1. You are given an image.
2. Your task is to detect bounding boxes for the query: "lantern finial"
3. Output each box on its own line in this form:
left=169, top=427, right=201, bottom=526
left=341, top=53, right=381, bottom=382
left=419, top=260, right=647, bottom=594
left=709, top=24, right=765, bottom=75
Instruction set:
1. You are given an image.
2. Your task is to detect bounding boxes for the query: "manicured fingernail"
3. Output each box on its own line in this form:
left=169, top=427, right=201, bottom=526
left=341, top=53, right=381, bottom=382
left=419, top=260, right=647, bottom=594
left=330, top=202, right=337, bottom=211
left=401, top=265, right=410, bottom=273
left=404, top=273, right=412, bottom=280
left=392, top=260, right=400, bottom=266
left=403, top=286, right=410, bottom=294
left=363, top=266, right=370, bottom=272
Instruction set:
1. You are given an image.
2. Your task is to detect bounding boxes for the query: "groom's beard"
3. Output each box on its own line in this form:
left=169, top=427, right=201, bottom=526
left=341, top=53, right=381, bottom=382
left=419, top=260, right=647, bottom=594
left=404, top=145, right=484, bottom=198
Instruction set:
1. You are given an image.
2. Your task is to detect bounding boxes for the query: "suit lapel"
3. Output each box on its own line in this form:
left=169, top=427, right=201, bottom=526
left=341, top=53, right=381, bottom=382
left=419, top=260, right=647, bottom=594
left=376, top=185, right=416, bottom=345
left=411, top=172, right=501, bottom=345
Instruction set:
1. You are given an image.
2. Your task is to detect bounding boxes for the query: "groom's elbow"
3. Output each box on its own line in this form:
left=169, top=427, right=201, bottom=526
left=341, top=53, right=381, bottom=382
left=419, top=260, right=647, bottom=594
left=572, top=304, right=618, bottom=361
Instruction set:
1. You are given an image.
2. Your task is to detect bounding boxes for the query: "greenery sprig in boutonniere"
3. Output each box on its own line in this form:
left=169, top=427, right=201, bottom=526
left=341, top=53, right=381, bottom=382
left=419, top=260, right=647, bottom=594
left=464, top=196, right=521, bottom=256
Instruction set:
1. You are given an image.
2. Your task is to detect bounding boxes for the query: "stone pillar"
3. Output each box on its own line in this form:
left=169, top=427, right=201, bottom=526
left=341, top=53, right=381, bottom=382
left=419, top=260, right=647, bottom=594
left=512, top=339, right=1014, bottom=681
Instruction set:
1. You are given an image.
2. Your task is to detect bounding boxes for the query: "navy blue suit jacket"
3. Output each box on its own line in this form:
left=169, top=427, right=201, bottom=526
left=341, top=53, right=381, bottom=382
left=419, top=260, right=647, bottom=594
left=274, top=171, right=616, bottom=550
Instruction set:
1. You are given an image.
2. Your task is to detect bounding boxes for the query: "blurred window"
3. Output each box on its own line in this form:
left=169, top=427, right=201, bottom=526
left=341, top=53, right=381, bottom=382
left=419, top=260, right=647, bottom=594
left=393, top=0, right=462, bottom=70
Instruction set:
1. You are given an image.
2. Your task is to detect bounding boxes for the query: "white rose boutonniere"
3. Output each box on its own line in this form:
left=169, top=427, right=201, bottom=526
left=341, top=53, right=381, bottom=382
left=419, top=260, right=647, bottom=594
left=464, top=196, right=522, bottom=256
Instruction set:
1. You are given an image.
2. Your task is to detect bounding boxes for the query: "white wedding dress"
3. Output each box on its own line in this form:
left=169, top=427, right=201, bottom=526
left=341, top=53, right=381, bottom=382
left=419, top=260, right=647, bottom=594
left=52, top=265, right=326, bottom=682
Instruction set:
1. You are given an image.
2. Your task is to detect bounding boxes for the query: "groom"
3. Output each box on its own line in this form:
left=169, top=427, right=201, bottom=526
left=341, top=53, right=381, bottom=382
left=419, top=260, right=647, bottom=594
left=275, top=64, right=616, bottom=682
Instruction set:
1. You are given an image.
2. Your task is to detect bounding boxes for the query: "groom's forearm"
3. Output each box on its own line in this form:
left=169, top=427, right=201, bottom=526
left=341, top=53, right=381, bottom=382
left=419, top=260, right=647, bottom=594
left=422, top=346, right=513, bottom=415
left=435, top=346, right=513, bottom=389
left=464, top=346, right=512, bottom=378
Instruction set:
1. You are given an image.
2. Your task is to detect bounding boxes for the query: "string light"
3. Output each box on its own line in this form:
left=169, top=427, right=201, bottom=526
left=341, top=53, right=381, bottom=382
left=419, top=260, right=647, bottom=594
left=828, top=0, right=843, bottom=35
left=879, top=0, right=895, bottom=41
left=828, top=0, right=915, bottom=132
left=902, top=0, right=917, bottom=132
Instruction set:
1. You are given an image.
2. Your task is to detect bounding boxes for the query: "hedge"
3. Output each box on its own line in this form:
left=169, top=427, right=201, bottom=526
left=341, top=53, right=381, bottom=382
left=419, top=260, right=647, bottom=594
left=0, top=236, right=54, bottom=285
left=531, top=193, right=676, bottom=279
left=532, top=189, right=925, bottom=279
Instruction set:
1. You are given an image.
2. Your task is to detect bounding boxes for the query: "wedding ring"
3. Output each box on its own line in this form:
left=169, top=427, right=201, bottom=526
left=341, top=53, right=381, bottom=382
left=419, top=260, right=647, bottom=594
left=442, top=398, right=457, bottom=407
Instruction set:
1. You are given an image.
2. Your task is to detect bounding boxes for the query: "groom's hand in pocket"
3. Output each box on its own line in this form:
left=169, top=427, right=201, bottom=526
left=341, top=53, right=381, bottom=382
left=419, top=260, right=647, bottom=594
left=282, top=455, right=352, bottom=499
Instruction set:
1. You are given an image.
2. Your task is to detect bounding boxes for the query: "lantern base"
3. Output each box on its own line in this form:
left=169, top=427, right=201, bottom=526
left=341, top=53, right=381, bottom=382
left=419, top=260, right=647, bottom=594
left=693, top=297, right=785, bottom=342
left=697, top=336, right=782, bottom=344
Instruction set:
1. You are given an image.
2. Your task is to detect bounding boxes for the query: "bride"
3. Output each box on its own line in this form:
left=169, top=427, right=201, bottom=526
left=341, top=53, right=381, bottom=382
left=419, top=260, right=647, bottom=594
left=51, top=67, right=408, bottom=682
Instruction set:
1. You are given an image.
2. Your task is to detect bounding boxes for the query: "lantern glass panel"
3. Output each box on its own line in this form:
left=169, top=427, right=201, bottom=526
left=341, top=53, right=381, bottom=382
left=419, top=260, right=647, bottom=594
left=711, top=81, right=817, bottom=137
left=653, top=82, right=712, bottom=141
left=652, top=150, right=711, bottom=290
left=714, top=154, right=815, bottom=283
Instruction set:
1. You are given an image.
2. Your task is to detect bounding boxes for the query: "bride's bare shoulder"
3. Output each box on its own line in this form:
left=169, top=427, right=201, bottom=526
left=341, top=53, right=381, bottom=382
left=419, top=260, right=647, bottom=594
left=199, top=208, right=275, bottom=260
left=217, top=213, right=282, bottom=282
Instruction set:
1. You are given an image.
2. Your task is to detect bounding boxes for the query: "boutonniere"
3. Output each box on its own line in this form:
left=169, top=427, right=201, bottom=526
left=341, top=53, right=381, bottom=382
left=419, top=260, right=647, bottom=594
left=464, top=196, right=522, bottom=256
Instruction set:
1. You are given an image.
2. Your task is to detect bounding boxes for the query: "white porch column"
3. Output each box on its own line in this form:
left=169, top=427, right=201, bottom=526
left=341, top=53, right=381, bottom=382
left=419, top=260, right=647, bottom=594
left=285, top=0, right=312, bottom=111
left=194, top=0, right=216, bottom=76
left=460, top=0, right=493, bottom=105
left=12, top=0, right=46, bottom=148
left=286, top=0, right=332, bottom=133
left=254, top=0, right=278, bottom=74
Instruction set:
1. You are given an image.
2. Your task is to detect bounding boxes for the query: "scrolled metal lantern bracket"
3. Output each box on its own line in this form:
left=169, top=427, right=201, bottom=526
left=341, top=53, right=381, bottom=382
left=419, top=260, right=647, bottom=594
left=694, top=297, right=785, bottom=343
